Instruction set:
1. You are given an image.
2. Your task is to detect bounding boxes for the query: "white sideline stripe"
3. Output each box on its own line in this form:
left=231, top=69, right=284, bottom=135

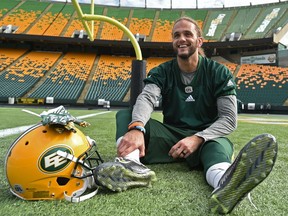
left=0, top=125, right=34, bottom=138
left=77, top=111, right=111, bottom=119
left=0, top=111, right=111, bottom=138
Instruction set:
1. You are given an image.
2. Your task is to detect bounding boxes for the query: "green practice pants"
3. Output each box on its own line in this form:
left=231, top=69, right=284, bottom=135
left=116, top=109, right=234, bottom=174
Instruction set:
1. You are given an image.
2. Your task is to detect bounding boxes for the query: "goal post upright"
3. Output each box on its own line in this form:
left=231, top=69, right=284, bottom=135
left=71, top=0, right=142, bottom=60
left=71, top=0, right=146, bottom=106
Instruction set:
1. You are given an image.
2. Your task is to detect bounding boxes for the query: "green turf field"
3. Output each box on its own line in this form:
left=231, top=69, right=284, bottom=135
left=0, top=106, right=287, bottom=215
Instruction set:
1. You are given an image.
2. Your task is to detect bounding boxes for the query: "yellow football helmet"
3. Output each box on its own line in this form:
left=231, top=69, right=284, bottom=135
left=5, top=123, right=103, bottom=202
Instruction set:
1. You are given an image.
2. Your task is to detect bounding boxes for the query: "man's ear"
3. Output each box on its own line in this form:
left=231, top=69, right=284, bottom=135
left=197, top=37, right=203, bottom=47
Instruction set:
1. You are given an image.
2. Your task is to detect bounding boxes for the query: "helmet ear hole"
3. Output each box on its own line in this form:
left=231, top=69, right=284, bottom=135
left=57, top=177, right=70, bottom=186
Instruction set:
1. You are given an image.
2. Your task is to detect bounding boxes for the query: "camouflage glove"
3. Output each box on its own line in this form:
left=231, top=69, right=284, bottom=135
left=40, top=105, right=90, bottom=132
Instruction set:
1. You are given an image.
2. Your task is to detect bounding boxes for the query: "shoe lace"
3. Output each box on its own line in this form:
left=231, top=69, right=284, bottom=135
left=247, top=193, right=258, bottom=211
left=115, top=157, right=143, bottom=166
left=114, top=157, right=123, bottom=162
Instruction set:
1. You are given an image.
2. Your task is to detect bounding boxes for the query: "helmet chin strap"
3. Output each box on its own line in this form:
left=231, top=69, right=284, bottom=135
left=64, top=187, right=99, bottom=203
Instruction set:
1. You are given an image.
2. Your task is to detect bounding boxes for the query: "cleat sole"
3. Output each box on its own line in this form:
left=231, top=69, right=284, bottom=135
left=94, top=161, right=156, bottom=192
left=209, top=133, right=278, bottom=214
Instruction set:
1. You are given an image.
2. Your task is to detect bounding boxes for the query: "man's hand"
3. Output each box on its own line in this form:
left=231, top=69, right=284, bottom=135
left=168, top=135, right=204, bottom=159
left=117, top=130, right=146, bottom=158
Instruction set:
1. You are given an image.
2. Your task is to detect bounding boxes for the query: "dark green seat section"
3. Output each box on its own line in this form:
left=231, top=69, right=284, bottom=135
left=235, top=65, right=288, bottom=106
left=184, top=9, right=207, bottom=21
left=236, top=81, right=288, bottom=106
left=131, top=8, right=155, bottom=19
left=0, top=80, right=34, bottom=101
left=0, top=0, right=19, bottom=17
left=202, top=9, right=235, bottom=41
left=77, top=3, right=104, bottom=15
left=243, top=3, right=288, bottom=39
left=183, top=9, right=208, bottom=29
left=105, top=6, right=130, bottom=20
left=30, top=79, right=85, bottom=104
left=16, top=0, right=49, bottom=11
left=224, top=6, right=261, bottom=37
left=85, top=78, right=131, bottom=105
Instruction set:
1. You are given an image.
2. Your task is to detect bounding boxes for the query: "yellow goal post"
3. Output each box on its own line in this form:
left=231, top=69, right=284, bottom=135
left=71, top=0, right=143, bottom=60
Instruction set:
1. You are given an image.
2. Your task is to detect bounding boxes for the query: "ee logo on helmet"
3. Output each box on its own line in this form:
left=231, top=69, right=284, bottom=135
left=38, top=146, right=73, bottom=173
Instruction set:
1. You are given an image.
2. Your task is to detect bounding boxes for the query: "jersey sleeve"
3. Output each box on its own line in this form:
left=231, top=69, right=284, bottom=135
left=144, top=66, right=165, bottom=89
left=143, top=60, right=175, bottom=90
left=213, top=65, right=237, bottom=98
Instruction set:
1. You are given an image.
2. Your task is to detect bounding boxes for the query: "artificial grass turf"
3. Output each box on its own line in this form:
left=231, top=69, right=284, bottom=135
left=0, top=107, right=287, bottom=215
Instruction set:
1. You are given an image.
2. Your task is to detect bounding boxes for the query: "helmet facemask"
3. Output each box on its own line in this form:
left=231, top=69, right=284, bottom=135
left=56, top=135, right=104, bottom=202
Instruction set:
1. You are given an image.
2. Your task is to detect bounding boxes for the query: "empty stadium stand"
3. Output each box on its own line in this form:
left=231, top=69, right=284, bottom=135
left=127, top=8, right=155, bottom=41
left=85, top=55, right=133, bottom=104
left=0, top=50, right=61, bottom=102
left=63, top=5, right=104, bottom=38
left=27, top=3, right=74, bottom=36
left=151, top=9, right=182, bottom=42
left=99, top=7, right=130, bottom=40
left=146, top=57, right=173, bottom=73
left=235, top=64, right=288, bottom=105
left=0, top=0, right=287, bottom=112
left=29, top=52, right=96, bottom=104
left=0, top=0, right=50, bottom=34
left=0, top=48, right=27, bottom=72
left=1, top=0, right=288, bottom=41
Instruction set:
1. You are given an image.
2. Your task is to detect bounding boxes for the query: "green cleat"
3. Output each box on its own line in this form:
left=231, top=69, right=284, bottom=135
left=94, top=157, right=157, bottom=192
left=209, top=133, right=278, bottom=214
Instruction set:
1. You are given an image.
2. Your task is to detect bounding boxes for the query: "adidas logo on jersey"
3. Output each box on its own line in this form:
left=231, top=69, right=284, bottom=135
left=227, top=79, right=234, bottom=87
left=185, top=95, right=195, bottom=102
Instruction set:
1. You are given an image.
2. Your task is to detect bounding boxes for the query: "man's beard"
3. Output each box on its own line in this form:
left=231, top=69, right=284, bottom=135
left=174, top=46, right=197, bottom=60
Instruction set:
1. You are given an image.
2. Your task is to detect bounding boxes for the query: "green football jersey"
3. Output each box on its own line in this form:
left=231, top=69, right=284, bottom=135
left=144, top=56, right=236, bottom=131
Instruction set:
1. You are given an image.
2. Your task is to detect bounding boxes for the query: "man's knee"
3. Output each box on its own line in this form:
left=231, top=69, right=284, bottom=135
left=200, top=139, right=233, bottom=173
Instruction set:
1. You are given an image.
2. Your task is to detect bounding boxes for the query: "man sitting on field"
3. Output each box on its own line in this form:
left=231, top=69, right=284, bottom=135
left=94, top=16, right=278, bottom=214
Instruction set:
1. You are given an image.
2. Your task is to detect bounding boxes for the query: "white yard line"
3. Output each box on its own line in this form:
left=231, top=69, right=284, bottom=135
left=238, top=116, right=288, bottom=125
left=0, top=111, right=111, bottom=138
left=76, top=111, right=111, bottom=119
left=0, top=125, right=34, bottom=138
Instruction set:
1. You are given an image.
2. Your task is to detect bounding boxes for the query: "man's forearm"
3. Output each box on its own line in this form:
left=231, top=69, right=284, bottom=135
left=195, top=95, right=237, bottom=141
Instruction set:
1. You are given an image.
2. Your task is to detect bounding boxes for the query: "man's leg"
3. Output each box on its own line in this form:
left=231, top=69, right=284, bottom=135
left=209, top=134, right=277, bottom=214
left=200, top=138, right=234, bottom=189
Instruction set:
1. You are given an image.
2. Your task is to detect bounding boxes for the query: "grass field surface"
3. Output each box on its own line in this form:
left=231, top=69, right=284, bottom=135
left=0, top=106, right=287, bottom=216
